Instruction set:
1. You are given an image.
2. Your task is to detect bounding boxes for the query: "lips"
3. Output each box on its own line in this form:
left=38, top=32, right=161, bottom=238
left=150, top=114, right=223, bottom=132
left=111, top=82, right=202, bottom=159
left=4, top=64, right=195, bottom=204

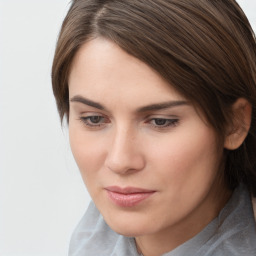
left=105, top=186, right=155, bottom=207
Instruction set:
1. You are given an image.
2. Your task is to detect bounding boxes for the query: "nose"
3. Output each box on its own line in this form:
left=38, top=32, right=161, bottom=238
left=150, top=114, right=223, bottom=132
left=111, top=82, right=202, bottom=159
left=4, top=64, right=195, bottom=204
left=105, top=126, right=145, bottom=174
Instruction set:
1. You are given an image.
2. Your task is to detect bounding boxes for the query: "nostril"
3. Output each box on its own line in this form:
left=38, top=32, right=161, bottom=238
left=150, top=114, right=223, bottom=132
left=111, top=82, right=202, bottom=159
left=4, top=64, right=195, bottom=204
left=105, top=153, right=145, bottom=174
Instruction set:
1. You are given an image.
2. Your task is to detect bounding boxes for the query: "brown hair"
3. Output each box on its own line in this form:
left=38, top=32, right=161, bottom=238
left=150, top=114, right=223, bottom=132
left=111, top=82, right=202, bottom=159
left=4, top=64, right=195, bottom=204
left=52, top=0, right=256, bottom=195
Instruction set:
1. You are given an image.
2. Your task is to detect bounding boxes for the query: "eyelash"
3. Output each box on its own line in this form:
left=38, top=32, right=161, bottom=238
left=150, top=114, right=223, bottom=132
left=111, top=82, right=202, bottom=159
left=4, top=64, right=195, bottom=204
left=79, top=116, right=108, bottom=128
left=78, top=116, right=179, bottom=130
left=148, top=118, right=179, bottom=129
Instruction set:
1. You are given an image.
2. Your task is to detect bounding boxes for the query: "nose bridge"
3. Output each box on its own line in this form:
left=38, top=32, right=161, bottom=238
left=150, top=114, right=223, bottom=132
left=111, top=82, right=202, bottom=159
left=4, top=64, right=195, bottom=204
left=105, top=123, right=144, bottom=174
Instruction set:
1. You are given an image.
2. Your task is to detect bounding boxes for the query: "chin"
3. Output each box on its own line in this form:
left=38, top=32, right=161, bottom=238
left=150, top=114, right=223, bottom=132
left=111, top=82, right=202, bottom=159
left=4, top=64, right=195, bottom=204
left=103, top=212, right=156, bottom=237
left=110, top=223, right=149, bottom=237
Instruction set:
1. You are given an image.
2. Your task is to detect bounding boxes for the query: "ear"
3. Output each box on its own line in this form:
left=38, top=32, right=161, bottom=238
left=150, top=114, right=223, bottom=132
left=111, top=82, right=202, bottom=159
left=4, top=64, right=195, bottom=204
left=224, top=98, right=252, bottom=150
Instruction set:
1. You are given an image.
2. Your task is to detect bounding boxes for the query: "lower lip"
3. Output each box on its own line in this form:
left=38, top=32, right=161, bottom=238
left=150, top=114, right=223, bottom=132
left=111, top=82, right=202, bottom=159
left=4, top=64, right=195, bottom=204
left=106, top=190, right=155, bottom=207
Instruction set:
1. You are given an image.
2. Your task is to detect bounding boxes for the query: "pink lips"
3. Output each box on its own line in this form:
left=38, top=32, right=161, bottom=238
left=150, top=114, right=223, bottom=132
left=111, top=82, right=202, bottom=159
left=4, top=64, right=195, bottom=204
left=105, top=186, right=155, bottom=207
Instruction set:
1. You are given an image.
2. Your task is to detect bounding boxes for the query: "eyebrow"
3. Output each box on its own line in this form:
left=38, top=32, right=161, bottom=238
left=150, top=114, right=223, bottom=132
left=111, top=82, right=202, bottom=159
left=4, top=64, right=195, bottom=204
left=70, top=95, right=188, bottom=112
left=137, top=100, right=188, bottom=112
left=70, top=95, right=106, bottom=110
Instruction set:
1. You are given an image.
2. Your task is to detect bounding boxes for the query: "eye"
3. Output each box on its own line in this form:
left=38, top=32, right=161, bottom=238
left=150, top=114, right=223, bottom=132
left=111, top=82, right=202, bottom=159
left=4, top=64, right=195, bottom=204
left=79, top=115, right=109, bottom=128
left=154, top=118, right=168, bottom=126
left=87, top=116, right=103, bottom=124
left=149, top=118, right=179, bottom=129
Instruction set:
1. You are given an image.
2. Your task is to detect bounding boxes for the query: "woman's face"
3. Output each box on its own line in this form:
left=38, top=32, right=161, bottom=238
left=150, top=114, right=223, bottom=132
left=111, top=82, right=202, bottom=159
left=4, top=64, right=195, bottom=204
left=68, top=38, right=227, bottom=238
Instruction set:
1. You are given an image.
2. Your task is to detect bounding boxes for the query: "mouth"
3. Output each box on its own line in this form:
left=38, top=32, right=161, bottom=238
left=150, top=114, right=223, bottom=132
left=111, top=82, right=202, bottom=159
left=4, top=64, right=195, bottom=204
left=105, top=186, right=156, bottom=207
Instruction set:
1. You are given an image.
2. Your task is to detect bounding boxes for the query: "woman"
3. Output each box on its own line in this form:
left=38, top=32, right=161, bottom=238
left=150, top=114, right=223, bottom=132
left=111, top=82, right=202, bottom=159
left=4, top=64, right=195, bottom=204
left=52, top=0, right=256, bottom=255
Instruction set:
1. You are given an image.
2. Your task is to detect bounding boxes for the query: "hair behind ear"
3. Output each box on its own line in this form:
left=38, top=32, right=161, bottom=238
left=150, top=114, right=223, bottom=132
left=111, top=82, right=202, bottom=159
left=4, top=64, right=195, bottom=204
left=224, top=98, right=256, bottom=195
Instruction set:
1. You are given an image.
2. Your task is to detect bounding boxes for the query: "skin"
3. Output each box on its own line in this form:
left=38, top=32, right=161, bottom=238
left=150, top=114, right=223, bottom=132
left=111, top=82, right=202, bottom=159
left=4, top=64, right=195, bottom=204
left=68, top=38, right=232, bottom=256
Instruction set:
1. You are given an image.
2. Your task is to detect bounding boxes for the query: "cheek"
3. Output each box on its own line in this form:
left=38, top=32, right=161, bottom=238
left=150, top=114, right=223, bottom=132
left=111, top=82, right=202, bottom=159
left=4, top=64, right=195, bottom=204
left=148, top=128, right=220, bottom=189
left=145, top=129, right=222, bottom=223
left=69, top=125, right=107, bottom=183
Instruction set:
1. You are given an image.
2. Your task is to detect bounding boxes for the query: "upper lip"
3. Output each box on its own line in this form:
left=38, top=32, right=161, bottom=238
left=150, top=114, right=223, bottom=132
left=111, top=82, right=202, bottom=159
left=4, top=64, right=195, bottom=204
left=105, top=186, right=155, bottom=194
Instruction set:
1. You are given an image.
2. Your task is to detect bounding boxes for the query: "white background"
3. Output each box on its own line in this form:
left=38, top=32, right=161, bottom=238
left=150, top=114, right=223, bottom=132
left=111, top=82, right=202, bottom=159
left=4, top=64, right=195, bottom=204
left=0, top=1, right=255, bottom=256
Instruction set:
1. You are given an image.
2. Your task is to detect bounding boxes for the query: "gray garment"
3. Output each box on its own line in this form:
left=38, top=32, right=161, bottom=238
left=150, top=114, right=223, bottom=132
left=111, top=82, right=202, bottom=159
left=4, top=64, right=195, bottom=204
left=69, top=184, right=256, bottom=256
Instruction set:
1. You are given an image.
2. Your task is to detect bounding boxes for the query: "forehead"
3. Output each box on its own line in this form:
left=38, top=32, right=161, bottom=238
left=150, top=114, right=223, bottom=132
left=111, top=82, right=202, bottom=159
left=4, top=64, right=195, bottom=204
left=68, top=38, right=186, bottom=107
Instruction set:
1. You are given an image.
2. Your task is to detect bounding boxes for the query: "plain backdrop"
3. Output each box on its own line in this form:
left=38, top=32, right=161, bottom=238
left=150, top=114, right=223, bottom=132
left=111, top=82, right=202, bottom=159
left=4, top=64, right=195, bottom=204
left=0, top=1, right=255, bottom=256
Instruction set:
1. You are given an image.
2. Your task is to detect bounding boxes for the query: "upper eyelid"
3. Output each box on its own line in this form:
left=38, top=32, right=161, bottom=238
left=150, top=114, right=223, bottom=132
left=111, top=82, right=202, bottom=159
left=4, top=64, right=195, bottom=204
left=81, top=115, right=108, bottom=122
left=145, top=114, right=179, bottom=119
left=81, top=112, right=104, bottom=115
left=78, top=109, right=113, bottom=119
left=78, top=111, right=108, bottom=118
left=146, top=117, right=179, bottom=123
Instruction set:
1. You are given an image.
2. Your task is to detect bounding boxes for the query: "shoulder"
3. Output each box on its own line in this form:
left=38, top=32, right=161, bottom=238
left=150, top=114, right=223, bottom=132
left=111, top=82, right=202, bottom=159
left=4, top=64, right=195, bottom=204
left=68, top=201, right=117, bottom=255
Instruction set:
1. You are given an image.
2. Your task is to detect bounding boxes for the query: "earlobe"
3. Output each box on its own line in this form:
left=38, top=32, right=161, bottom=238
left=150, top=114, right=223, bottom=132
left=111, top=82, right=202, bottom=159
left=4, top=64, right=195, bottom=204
left=224, top=98, right=252, bottom=150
